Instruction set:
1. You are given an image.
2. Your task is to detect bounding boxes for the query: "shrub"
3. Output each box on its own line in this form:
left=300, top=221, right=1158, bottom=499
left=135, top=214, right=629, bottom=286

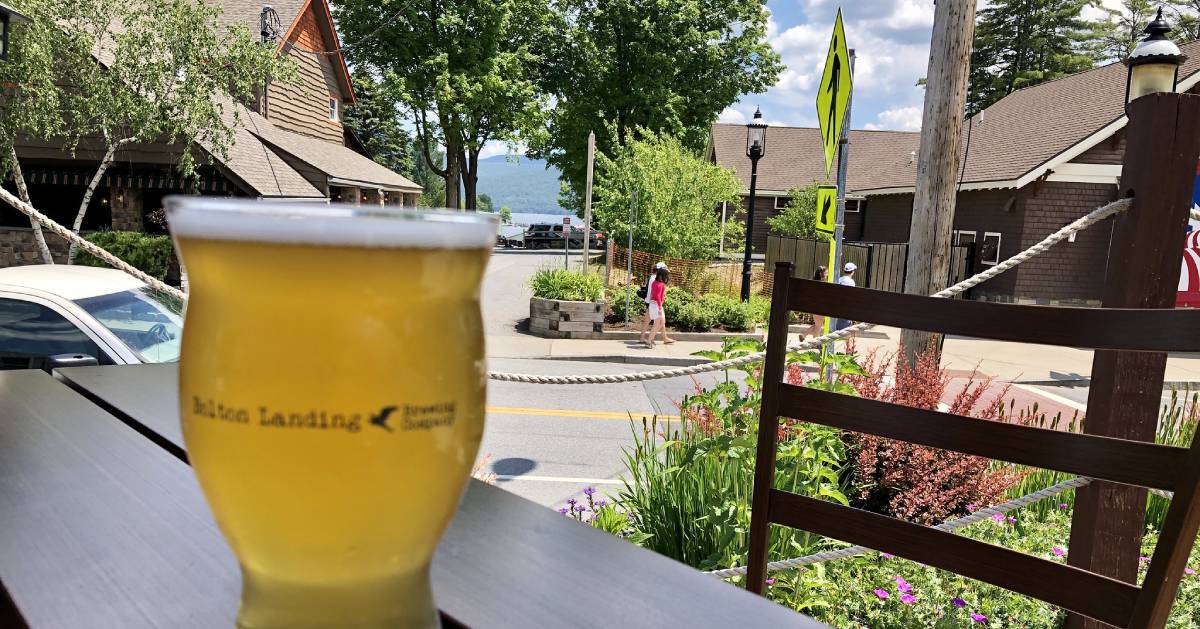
left=766, top=184, right=831, bottom=241
left=529, top=268, right=603, bottom=302
left=840, top=346, right=1018, bottom=525
left=74, top=231, right=175, bottom=280
left=661, top=285, right=694, bottom=322
left=671, top=301, right=720, bottom=331
left=607, top=285, right=647, bottom=320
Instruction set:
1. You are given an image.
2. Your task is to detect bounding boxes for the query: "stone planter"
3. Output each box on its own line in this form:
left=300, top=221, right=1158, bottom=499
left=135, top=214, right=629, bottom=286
left=529, top=296, right=605, bottom=338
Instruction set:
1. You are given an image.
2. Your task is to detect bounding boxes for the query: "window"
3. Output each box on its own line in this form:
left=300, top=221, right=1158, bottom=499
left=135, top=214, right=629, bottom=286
left=0, top=297, right=111, bottom=369
left=773, top=196, right=789, bottom=210
left=844, top=199, right=860, bottom=213
left=75, top=287, right=183, bottom=363
left=979, top=232, right=1002, bottom=266
left=953, top=230, right=977, bottom=246
left=329, top=97, right=339, bottom=122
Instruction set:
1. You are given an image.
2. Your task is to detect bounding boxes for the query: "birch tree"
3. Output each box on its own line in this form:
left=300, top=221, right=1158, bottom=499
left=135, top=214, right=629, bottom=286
left=0, top=0, right=295, bottom=262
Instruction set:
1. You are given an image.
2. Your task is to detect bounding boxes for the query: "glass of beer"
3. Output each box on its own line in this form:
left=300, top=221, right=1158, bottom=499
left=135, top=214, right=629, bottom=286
left=167, top=197, right=496, bottom=628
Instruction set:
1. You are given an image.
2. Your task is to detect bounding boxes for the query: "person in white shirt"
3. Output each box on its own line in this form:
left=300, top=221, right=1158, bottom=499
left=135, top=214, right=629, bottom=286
left=639, top=262, right=667, bottom=343
left=835, top=262, right=857, bottom=330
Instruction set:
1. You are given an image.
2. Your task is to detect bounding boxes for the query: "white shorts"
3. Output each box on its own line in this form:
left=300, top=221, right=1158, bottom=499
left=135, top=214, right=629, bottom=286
left=648, top=302, right=662, bottom=321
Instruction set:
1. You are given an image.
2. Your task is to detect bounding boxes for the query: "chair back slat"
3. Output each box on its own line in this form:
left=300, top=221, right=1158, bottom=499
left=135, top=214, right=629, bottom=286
left=770, top=490, right=1140, bottom=628
left=787, top=279, right=1200, bottom=351
left=780, top=384, right=1187, bottom=491
left=746, top=265, right=1200, bottom=628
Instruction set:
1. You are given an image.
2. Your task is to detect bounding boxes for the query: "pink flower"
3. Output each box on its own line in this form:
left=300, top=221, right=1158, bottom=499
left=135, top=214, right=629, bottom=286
left=991, top=513, right=1005, bottom=523
left=765, top=578, right=776, bottom=585
left=966, top=503, right=977, bottom=512
left=1139, top=556, right=1151, bottom=563
left=1052, top=546, right=1066, bottom=557
left=894, top=576, right=912, bottom=593
left=881, top=552, right=894, bottom=559
left=951, top=597, right=967, bottom=608
left=1059, top=503, right=1069, bottom=509
left=1007, top=516, right=1016, bottom=523
left=971, top=612, right=988, bottom=623
left=874, top=589, right=890, bottom=600
left=1186, top=567, right=1196, bottom=576
left=900, top=593, right=917, bottom=604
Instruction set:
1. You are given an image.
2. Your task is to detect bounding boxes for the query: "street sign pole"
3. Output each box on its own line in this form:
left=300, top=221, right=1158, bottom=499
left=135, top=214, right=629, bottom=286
left=624, top=191, right=638, bottom=325
left=583, top=131, right=595, bottom=273
left=824, top=51, right=855, bottom=383
left=563, top=216, right=571, bottom=270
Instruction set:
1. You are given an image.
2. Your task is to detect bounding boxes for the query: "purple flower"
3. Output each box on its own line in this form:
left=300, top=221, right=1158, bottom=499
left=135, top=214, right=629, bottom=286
left=971, top=612, right=988, bottom=623
left=881, top=552, right=894, bottom=559
left=567, top=498, right=577, bottom=506
left=1007, top=516, right=1016, bottom=523
left=895, top=576, right=912, bottom=593
left=583, top=487, right=596, bottom=496
left=1140, top=556, right=1151, bottom=563
left=765, top=578, right=776, bottom=586
left=873, top=589, right=890, bottom=600
left=1186, top=567, right=1197, bottom=576
left=1059, top=503, right=1070, bottom=510
left=991, top=513, right=1005, bottom=523
left=951, top=597, right=967, bottom=608
left=1052, top=546, right=1066, bottom=557
left=966, top=503, right=977, bottom=512
left=574, top=504, right=587, bottom=513
left=900, top=593, right=917, bottom=605
left=558, top=507, right=569, bottom=514
left=596, top=499, right=607, bottom=508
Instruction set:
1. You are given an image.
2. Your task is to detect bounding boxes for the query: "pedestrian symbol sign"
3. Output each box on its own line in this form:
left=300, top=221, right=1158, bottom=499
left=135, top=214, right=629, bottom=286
left=816, top=9, right=852, bottom=176
left=815, top=185, right=837, bottom=234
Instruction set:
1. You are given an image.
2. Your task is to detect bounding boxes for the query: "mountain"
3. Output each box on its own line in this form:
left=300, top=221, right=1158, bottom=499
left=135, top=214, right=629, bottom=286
left=475, top=155, right=568, bottom=214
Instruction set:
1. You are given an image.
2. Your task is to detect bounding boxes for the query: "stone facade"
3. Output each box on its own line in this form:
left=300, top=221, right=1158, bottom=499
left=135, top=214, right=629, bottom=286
left=0, top=228, right=70, bottom=266
left=528, top=297, right=605, bottom=339
left=110, top=188, right=143, bottom=232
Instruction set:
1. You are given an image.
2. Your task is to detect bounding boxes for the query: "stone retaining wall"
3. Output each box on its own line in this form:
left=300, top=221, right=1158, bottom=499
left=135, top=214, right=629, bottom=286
left=529, top=297, right=605, bottom=339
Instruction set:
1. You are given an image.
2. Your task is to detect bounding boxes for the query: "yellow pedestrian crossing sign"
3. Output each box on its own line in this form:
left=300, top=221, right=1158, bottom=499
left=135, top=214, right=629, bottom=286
left=816, top=9, right=852, bottom=176
left=815, top=185, right=837, bottom=234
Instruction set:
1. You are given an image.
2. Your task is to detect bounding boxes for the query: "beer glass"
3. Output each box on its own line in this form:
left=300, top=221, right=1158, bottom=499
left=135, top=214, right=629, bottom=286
left=167, top=197, right=496, bottom=628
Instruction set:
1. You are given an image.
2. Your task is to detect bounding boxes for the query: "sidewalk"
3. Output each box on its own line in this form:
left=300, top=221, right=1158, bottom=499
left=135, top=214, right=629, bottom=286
left=487, top=333, right=735, bottom=366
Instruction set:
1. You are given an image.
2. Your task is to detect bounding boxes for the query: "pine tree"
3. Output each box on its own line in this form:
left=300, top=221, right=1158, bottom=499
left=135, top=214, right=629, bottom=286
left=341, top=69, right=414, bottom=178
left=968, top=0, right=1097, bottom=114
left=1088, top=0, right=1159, bottom=62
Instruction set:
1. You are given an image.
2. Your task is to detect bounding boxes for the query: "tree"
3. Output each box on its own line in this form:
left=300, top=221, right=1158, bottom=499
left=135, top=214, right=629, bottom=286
left=1169, top=0, right=1200, bottom=40
left=590, top=131, right=740, bottom=260
left=342, top=68, right=413, bottom=177
left=967, top=0, right=1097, bottom=114
left=1088, top=0, right=1158, bottom=62
left=477, top=193, right=494, bottom=213
left=0, top=0, right=294, bottom=263
left=527, top=0, right=782, bottom=211
left=766, top=185, right=830, bottom=242
left=337, top=0, right=548, bottom=211
left=499, top=205, right=513, bottom=224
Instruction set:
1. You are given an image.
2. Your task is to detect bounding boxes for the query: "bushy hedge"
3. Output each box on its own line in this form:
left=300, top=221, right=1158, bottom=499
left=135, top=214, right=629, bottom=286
left=607, top=284, right=771, bottom=331
left=529, top=268, right=604, bottom=302
left=74, top=231, right=175, bottom=280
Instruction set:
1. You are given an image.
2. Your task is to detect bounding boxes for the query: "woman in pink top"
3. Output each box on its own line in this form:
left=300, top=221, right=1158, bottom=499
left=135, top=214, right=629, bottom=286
left=646, top=267, right=673, bottom=347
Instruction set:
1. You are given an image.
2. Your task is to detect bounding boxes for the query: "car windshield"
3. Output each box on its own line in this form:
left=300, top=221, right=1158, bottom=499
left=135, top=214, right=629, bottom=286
left=74, top=287, right=184, bottom=363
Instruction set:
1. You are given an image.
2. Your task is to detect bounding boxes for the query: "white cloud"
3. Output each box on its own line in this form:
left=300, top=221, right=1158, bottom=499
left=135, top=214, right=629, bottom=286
left=863, top=105, right=923, bottom=131
left=478, top=141, right=523, bottom=160
left=718, top=107, right=747, bottom=124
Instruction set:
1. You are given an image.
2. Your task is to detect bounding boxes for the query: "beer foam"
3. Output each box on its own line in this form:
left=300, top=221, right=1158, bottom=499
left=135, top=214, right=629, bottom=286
left=165, top=197, right=498, bottom=249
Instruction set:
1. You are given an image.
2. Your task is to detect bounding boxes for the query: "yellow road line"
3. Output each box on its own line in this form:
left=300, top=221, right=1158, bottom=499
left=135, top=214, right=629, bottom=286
left=486, top=405, right=680, bottom=421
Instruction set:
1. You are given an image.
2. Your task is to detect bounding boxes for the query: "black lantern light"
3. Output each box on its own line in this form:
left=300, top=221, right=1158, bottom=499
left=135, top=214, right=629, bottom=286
left=1125, top=7, right=1186, bottom=108
left=741, top=107, right=769, bottom=301
left=0, top=2, right=29, bottom=62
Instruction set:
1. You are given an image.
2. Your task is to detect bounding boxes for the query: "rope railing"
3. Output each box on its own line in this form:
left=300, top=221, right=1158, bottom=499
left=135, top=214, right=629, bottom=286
left=704, top=476, right=1094, bottom=579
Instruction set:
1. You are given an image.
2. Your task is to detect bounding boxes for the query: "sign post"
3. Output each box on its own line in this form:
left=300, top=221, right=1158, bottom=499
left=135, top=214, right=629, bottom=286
left=563, top=216, right=571, bottom=270
left=815, top=9, right=854, bottom=372
left=583, top=131, right=596, bottom=272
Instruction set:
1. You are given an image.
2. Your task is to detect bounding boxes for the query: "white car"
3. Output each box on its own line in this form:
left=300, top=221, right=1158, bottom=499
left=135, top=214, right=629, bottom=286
left=0, top=265, right=183, bottom=370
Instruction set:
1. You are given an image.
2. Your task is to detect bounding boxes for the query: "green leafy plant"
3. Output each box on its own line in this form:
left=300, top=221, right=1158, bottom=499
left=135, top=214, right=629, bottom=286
left=74, top=231, right=175, bottom=280
left=767, top=184, right=831, bottom=241
left=606, top=284, right=647, bottom=320
left=528, top=268, right=603, bottom=301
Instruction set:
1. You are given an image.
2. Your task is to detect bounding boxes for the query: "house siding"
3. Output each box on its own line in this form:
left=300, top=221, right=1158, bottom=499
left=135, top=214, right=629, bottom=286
left=1073, top=129, right=1125, bottom=165
left=859, top=194, right=912, bottom=242
left=1009, top=181, right=1117, bottom=304
left=950, top=189, right=1026, bottom=300
left=266, top=7, right=343, bottom=144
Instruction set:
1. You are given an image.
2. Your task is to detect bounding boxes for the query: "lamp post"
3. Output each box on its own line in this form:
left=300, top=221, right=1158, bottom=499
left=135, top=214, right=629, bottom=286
left=0, top=2, right=30, bottom=62
left=1124, top=7, right=1185, bottom=108
left=741, top=107, right=768, bottom=302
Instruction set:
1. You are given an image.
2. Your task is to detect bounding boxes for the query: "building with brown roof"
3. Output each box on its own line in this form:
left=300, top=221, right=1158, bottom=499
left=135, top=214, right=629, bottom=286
left=709, top=40, right=1200, bottom=304
left=0, top=0, right=422, bottom=267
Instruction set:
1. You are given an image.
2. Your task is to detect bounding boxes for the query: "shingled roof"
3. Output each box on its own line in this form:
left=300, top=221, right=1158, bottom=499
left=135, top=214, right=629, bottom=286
left=711, top=39, right=1200, bottom=196
left=708, top=125, right=921, bottom=195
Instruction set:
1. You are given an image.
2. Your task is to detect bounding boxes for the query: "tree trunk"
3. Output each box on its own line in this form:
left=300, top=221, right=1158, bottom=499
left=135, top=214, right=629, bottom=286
left=899, top=0, right=976, bottom=366
left=68, top=138, right=134, bottom=264
left=460, top=148, right=480, bottom=211
left=10, top=149, right=53, bottom=264
left=443, top=147, right=460, bottom=211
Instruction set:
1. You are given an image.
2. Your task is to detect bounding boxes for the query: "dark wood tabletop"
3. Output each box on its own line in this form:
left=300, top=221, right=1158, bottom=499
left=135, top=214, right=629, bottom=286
left=0, top=365, right=826, bottom=628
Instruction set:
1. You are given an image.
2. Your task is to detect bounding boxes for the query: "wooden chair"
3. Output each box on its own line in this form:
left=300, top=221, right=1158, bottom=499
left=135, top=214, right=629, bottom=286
left=746, top=262, right=1200, bottom=629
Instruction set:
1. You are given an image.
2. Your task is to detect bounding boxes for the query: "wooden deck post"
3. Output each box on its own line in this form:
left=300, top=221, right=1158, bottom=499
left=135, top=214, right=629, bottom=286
left=1066, top=92, right=1200, bottom=629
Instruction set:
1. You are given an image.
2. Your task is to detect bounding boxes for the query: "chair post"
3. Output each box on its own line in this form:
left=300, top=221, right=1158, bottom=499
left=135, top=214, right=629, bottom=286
left=746, top=262, right=794, bottom=594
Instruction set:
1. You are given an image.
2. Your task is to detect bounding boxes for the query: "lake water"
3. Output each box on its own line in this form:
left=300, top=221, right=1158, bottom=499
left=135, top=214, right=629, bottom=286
left=508, top=211, right=578, bottom=227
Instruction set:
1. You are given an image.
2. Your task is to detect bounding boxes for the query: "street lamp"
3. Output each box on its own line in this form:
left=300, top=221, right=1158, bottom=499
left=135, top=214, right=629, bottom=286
left=1125, top=7, right=1186, bottom=108
left=0, top=2, right=30, bottom=62
left=741, top=107, right=768, bottom=302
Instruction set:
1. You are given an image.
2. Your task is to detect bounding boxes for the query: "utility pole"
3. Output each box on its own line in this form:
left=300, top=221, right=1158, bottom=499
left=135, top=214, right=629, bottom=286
left=624, top=190, right=638, bottom=325
left=583, top=131, right=596, bottom=273
left=1065, top=92, right=1200, bottom=629
left=829, top=50, right=855, bottom=284
left=899, top=0, right=976, bottom=366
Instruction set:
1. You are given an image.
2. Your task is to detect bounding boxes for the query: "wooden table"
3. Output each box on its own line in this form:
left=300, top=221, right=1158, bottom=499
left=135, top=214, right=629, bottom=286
left=0, top=365, right=825, bottom=628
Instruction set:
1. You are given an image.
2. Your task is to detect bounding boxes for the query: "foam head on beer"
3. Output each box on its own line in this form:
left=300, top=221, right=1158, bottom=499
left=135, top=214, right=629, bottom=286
left=167, top=197, right=497, bottom=629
